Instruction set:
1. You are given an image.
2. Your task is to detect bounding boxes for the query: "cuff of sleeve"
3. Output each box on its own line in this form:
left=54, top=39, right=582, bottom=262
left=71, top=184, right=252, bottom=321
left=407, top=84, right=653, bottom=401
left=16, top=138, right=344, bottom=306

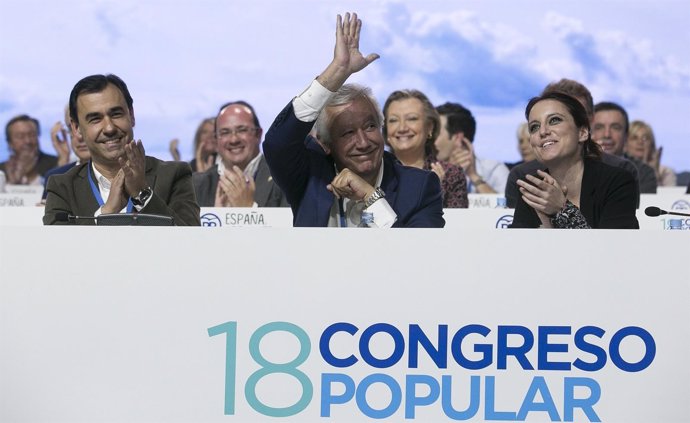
left=134, top=194, right=153, bottom=212
left=292, top=79, right=335, bottom=122
left=368, top=199, right=397, bottom=228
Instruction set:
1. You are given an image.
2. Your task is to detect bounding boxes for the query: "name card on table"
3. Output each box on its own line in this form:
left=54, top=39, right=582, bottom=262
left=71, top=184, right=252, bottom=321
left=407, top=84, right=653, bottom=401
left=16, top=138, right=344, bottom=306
left=467, top=193, right=507, bottom=209
left=0, top=192, right=42, bottom=207
left=199, top=207, right=294, bottom=228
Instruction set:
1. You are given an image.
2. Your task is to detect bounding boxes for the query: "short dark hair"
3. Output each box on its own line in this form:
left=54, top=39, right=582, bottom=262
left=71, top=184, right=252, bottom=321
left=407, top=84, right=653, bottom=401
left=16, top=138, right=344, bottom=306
left=5, top=114, right=40, bottom=144
left=594, top=101, right=629, bottom=134
left=435, top=102, right=476, bottom=142
left=542, top=79, right=594, bottom=120
left=525, top=92, right=601, bottom=160
left=69, top=74, right=134, bottom=126
left=215, top=101, right=261, bottom=134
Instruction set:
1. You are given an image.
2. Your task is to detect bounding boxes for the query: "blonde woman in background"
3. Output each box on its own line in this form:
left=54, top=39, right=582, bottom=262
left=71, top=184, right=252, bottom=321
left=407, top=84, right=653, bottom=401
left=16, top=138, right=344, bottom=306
left=625, top=120, right=676, bottom=187
left=169, top=117, right=217, bottom=172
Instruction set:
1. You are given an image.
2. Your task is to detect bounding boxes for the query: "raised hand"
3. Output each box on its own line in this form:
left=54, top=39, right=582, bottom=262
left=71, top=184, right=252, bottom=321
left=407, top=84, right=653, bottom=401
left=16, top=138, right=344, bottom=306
left=169, top=138, right=181, bottom=161
left=334, top=13, right=379, bottom=75
left=51, top=121, right=71, bottom=166
left=118, top=139, right=148, bottom=198
left=318, top=12, right=380, bottom=91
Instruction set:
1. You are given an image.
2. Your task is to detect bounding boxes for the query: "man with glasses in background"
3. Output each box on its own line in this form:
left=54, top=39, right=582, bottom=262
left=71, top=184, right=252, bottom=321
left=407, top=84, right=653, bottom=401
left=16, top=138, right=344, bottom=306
left=192, top=101, right=287, bottom=207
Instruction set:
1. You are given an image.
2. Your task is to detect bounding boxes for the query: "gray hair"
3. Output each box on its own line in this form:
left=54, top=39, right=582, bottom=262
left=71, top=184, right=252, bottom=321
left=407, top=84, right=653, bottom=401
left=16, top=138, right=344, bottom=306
left=314, top=83, right=384, bottom=148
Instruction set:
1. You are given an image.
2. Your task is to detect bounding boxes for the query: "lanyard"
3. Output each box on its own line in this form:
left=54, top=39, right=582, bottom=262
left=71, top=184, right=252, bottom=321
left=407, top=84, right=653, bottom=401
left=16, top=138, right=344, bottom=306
left=338, top=198, right=347, bottom=227
left=87, top=162, right=133, bottom=213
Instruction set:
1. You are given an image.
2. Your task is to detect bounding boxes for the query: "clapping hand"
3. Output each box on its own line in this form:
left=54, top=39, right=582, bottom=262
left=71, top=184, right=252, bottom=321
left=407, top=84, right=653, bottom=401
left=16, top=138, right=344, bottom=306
left=215, top=165, right=255, bottom=207
left=517, top=170, right=568, bottom=226
left=451, top=137, right=476, bottom=177
left=6, top=148, right=38, bottom=184
left=118, top=139, right=148, bottom=199
left=169, top=138, right=181, bottom=161
left=430, top=162, right=446, bottom=182
left=51, top=121, right=71, bottom=166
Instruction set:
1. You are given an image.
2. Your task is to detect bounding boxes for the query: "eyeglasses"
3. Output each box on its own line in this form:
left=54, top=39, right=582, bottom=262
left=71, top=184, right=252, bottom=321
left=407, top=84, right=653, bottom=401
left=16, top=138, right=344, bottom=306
left=217, top=126, right=258, bottom=139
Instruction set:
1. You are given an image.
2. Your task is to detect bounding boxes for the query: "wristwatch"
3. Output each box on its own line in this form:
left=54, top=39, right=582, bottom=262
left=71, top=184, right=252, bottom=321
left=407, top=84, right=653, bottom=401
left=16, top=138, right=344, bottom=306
left=131, top=186, right=152, bottom=207
left=364, top=187, right=385, bottom=209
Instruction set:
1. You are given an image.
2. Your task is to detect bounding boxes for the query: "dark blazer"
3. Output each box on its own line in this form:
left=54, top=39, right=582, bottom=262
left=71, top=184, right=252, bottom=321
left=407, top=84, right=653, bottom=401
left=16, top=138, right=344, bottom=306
left=506, top=153, right=642, bottom=208
left=263, top=102, right=444, bottom=227
left=192, top=155, right=288, bottom=207
left=510, top=158, right=639, bottom=229
left=0, top=151, right=58, bottom=179
left=41, top=162, right=78, bottom=200
left=43, top=157, right=200, bottom=225
left=623, top=153, right=657, bottom=194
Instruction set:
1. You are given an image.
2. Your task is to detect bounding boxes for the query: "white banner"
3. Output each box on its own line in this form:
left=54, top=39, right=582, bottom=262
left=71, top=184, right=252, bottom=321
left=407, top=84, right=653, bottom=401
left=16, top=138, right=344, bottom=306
left=1, top=228, right=688, bottom=422
left=3, top=204, right=690, bottom=230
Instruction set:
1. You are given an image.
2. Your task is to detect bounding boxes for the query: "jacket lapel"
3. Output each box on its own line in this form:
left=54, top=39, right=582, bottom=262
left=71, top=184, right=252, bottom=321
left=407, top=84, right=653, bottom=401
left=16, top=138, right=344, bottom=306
left=580, top=159, right=595, bottom=220
left=75, top=163, right=101, bottom=215
left=144, top=157, right=157, bottom=197
left=381, top=152, right=399, bottom=207
left=253, top=156, right=271, bottom=207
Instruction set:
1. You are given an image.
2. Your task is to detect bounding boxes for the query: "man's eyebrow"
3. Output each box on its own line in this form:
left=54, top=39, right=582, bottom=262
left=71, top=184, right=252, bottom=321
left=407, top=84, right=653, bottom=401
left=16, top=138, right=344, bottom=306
left=108, top=106, right=126, bottom=114
left=84, top=111, right=102, bottom=121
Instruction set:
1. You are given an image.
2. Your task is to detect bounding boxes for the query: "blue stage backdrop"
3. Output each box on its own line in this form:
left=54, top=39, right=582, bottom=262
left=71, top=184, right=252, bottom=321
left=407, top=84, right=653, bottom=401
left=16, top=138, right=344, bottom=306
left=1, top=0, right=688, bottom=174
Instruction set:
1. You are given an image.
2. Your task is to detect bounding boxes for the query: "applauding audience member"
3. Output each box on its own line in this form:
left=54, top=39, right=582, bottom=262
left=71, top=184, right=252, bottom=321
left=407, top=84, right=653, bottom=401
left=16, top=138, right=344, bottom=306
left=43, top=74, right=200, bottom=225
left=1, top=115, right=58, bottom=185
left=506, top=79, right=643, bottom=208
left=435, top=102, right=509, bottom=195
left=169, top=117, right=217, bottom=172
left=593, top=102, right=657, bottom=193
left=193, top=101, right=287, bottom=207
left=383, top=90, right=468, bottom=208
left=263, top=13, right=444, bottom=227
left=40, top=106, right=91, bottom=203
left=511, top=92, right=638, bottom=229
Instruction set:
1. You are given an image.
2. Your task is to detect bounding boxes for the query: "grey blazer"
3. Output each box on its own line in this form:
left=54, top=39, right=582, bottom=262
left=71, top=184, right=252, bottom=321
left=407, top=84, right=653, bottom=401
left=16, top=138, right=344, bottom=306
left=192, top=155, right=288, bottom=207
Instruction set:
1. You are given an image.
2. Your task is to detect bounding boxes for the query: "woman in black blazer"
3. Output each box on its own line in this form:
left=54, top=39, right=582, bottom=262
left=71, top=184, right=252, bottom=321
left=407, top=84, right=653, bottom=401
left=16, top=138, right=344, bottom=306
left=511, top=92, right=638, bottom=229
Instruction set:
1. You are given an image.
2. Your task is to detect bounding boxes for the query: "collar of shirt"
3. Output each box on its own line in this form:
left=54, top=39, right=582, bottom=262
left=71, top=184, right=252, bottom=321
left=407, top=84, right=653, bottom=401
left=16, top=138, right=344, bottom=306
left=328, top=158, right=385, bottom=227
left=91, top=162, right=127, bottom=214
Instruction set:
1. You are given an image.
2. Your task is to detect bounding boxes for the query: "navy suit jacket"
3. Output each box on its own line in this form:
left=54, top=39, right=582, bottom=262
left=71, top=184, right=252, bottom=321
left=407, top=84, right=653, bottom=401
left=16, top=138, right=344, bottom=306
left=263, top=102, right=444, bottom=227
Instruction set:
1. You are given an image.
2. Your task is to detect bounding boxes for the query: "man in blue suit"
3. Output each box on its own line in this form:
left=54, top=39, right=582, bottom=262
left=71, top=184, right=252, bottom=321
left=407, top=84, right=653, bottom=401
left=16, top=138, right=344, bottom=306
left=263, top=13, right=444, bottom=228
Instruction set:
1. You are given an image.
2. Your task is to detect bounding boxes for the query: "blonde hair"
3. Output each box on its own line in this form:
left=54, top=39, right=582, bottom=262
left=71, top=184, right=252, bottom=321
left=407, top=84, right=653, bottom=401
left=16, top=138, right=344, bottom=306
left=629, top=120, right=656, bottom=162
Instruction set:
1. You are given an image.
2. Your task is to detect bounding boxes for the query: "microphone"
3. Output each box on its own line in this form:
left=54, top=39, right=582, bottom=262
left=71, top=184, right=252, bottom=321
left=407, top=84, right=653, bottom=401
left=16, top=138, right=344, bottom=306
left=54, top=212, right=97, bottom=224
left=54, top=212, right=174, bottom=225
left=645, top=206, right=690, bottom=218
